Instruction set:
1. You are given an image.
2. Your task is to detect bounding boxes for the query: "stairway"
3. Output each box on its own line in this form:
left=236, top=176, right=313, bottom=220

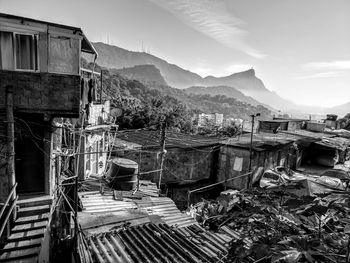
left=0, top=195, right=52, bottom=263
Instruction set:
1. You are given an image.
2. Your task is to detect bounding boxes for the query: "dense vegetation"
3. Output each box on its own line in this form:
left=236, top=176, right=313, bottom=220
left=338, top=113, right=350, bottom=130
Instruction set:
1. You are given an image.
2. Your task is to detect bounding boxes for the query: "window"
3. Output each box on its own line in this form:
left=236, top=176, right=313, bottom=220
left=14, top=33, right=38, bottom=71
left=0, top=31, right=14, bottom=70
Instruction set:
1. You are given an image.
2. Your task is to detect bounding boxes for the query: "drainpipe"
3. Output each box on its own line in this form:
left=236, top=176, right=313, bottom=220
left=6, top=86, right=16, bottom=201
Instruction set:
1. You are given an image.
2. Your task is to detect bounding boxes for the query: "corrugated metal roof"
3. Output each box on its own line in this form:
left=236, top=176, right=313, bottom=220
left=221, top=132, right=304, bottom=151
left=87, top=223, right=243, bottom=263
left=78, top=191, right=198, bottom=232
left=314, top=136, right=350, bottom=151
left=114, top=130, right=224, bottom=150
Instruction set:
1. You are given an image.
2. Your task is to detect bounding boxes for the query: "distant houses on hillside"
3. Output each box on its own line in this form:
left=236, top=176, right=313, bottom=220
left=198, top=113, right=224, bottom=127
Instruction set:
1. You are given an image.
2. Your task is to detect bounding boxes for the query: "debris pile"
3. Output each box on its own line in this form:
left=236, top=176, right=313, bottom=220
left=189, top=188, right=350, bottom=262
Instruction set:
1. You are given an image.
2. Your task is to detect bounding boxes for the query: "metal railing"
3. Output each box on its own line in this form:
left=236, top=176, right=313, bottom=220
left=187, top=172, right=252, bottom=207
left=0, top=183, right=18, bottom=239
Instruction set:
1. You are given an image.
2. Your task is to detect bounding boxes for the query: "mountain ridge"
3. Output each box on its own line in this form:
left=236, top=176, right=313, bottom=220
left=88, top=42, right=348, bottom=115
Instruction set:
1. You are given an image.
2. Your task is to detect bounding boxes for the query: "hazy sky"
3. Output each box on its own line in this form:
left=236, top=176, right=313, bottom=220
left=1, top=0, right=349, bottom=107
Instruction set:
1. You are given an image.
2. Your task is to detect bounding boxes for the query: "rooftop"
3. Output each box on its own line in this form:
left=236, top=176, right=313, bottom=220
left=113, top=130, right=224, bottom=150
left=78, top=183, right=198, bottom=237
left=0, top=13, right=97, bottom=55
left=82, top=223, right=243, bottom=262
left=112, top=128, right=350, bottom=153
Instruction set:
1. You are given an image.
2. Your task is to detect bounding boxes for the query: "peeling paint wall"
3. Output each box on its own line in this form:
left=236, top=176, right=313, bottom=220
left=113, top=146, right=220, bottom=183
left=218, top=143, right=295, bottom=189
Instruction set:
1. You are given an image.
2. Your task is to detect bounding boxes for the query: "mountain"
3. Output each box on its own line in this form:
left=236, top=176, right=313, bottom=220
left=202, top=69, right=296, bottom=111
left=329, top=102, right=350, bottom=117
left=186, top=85, right=261, bottom=107
left=89, top=42, right=295, bottom=110
left=111, top=65, right=168, bottom=86
left=81, top=59, right=273, bottom=121
left=90, top=42, right=203, bottom=88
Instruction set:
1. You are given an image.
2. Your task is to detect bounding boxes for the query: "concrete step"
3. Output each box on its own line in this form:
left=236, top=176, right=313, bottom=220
left=12, top=221, right=48, bottom=233
left=0, top=256, right=38, bottom=263
left=18, top=205, right=50, bottom=218
left=0, top=246, right=40, bottom=262
left=7, top=228, right=45, bottom=242
left=15, top=213, right=49, bottom=225
left=17, top=196, right=52, bottom=208
left=1, top=238, right=42, bottom=252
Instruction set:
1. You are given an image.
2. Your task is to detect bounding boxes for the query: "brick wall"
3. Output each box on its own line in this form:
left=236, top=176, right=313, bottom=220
left=0, top=70, right=80, bottom=116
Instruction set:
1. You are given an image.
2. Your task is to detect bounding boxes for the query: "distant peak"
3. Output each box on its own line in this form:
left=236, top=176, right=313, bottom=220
left=230, top=68, right=255, bottom=76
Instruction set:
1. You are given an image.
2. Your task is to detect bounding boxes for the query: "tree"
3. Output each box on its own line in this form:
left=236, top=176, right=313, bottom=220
left=339, top=113, right=350, bottom=130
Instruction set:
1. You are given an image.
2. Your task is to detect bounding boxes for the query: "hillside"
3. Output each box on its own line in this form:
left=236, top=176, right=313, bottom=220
left=88, top=42, right=295, bottom=111
left=82, top=60, right=272, bottom=121
left=90, top=42, right=203, bottom=88
left=202, top=69, right=296, bottom=110
left=186, top=85, right=262, bottom=107
left=111, top=65, right=168, bottom=86
left=329, top=102, right=350, bottom=116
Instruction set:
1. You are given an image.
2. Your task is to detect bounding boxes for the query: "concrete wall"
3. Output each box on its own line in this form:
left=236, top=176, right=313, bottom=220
left=0, top=110, right=9, bottom=202
left=113, top=146, right=219, bottom=183
left=218, top=143, right=294, bottom=189
left=0, top=71, right=80, bottom=116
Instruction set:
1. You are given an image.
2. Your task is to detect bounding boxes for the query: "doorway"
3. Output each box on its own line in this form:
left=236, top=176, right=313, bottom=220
left=15, top=113, right=45, bottom=194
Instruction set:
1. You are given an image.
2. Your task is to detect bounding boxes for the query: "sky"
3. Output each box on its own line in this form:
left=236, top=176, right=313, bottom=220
left=1, top=0, right=349, bottom=107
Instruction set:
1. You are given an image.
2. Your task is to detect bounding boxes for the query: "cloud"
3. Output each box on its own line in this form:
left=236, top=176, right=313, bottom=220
left=302, top=60, right=350, bottom=71
left=297, top=71, right=345, bottom=79
left=299, top=60, right=350, bottom=79
left=149, top=0, right=265, bottom=59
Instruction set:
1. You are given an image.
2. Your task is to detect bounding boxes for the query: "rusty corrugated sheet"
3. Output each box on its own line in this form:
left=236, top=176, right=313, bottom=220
left=79, top=192, right=198, bottom=228
left=88, top=223, right=242, bottom=263
left=114, top=130, right=223, bottom=150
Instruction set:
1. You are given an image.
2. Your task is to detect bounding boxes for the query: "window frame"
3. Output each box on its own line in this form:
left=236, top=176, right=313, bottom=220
left=13, top=32, right=40, bottom=72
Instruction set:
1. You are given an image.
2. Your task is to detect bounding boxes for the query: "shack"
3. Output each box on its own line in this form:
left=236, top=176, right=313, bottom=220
left=0, top=13, right=96, bottom=262
left=217, top=132, right=306, bottom=189
left=112, top=130, right=224, bottom=208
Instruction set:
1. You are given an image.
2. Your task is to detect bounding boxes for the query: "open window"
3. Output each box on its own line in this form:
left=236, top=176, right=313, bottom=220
left=0, top=31, right=14, bottom=70
left=0, top=31, right=39, bottom=71
left=14, top=33, right=39, bottom=71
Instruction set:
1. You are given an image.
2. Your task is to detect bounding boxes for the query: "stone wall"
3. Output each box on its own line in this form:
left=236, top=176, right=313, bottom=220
left=0, top=71, right=80, bottom=116
left=218, top=143, right=294, bottom=189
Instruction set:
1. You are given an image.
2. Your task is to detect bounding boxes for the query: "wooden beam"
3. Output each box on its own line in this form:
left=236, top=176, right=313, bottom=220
left=6, top=86, right=16, bottom=202
left=80, top=68, right=101, bottom=76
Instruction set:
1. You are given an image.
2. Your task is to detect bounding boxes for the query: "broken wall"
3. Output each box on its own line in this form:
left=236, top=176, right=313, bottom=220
left=218, top=143, right=294, bottom=189
left=113, top=146, right=220, bottom=183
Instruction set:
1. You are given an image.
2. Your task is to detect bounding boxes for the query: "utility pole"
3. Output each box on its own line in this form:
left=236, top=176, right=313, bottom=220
left=158, top=121, right=166, bottom=191
left=248, top=113, right=260, bottom=188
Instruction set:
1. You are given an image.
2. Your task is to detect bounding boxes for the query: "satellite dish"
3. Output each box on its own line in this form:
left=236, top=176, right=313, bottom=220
left=110, top=108, right=123, bottom=117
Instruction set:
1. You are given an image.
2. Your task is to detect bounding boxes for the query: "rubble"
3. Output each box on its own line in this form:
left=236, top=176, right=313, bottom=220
left=259, top=166, right=348, bottom=196
left=189, top=187, right=350, bottom=262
